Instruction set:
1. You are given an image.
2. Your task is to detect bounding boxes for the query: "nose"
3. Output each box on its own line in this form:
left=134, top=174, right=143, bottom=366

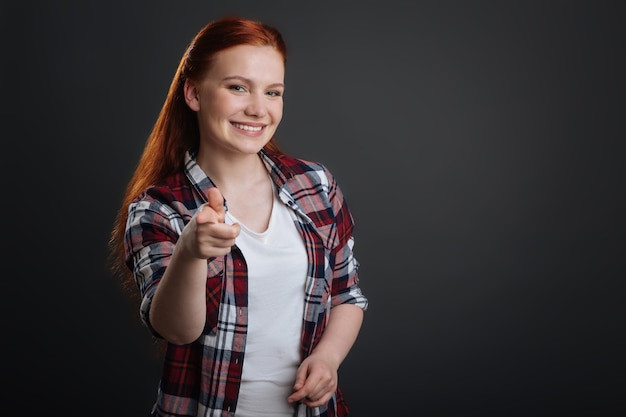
left=244, top=92, right=267, bottom=117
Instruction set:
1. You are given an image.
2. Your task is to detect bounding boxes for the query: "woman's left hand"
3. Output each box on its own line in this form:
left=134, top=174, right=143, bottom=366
left=287, top=353, right=338, bottom=407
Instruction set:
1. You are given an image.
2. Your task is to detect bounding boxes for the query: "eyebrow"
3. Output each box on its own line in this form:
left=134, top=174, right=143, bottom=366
left=222, top=75, right=284, bottom=89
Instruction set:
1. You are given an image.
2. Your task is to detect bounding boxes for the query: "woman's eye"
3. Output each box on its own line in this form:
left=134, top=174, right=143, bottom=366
left=267, top=90, right=282, bottom=97
left=229, top=85, right=246, bottom=92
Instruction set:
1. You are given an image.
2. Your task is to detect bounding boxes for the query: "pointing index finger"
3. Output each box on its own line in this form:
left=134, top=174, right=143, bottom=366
left=196, top=187, right=226, bottom=224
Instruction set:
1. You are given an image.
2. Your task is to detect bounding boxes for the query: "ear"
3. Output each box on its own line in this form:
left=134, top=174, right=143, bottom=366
left=183, top=79, right=201, bottom=111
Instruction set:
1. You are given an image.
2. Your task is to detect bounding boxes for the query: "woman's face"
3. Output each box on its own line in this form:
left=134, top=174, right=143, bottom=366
left=185, top=44, right=285, bottom=157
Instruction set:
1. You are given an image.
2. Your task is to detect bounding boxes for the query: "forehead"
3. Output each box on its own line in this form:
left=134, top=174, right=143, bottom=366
left=208, top=44, right=285, bottom=80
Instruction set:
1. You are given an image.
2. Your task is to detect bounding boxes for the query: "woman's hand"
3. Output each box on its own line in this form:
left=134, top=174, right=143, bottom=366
left=287, top=352, right=338, bottom=408
left=287, top=304, right=364, bottom=408
left=180, top=187, right=240, bottom=259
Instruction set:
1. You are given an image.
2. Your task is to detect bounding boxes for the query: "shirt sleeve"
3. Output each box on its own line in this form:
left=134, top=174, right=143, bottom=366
left=124, top=197, right=184, bottom=338
left=323, top=165, right=369, bottom=311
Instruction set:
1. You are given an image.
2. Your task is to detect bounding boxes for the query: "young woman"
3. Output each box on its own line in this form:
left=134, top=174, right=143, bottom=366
left=109, top=16, right=368, bottom=417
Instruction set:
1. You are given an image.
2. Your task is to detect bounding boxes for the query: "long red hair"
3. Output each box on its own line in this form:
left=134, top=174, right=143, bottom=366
left=109, top=17, right=287, bottom=294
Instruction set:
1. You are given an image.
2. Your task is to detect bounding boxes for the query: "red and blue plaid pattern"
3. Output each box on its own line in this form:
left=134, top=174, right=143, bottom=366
left=124, top=150, right=368, bottom=416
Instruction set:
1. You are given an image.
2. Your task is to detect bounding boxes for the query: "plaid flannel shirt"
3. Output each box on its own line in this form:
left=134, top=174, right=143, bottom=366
left=124, top=149, right=368, bottom=417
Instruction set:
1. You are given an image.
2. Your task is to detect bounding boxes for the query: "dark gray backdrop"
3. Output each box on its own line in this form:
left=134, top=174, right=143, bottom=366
left=3, top=1, right=625, bottom=415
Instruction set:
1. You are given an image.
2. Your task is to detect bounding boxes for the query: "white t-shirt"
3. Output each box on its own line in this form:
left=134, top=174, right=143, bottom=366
left=225, top=193, right=307, bottom=416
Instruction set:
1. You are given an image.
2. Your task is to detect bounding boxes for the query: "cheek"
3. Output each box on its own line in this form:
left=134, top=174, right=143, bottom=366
left=270, top=102, right=284, bottom=123
left=206, top=91, right=238, bottom=114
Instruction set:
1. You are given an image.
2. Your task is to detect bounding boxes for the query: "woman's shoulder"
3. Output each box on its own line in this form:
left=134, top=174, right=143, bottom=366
left=131, top=170, right=196, bottom=209
left=264, top=151, right=334, bottom=183
left=269, top=151, right=322, bottom=169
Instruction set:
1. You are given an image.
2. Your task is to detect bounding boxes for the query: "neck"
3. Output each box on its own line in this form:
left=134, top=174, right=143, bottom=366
left=201, top=154, right=270, bottom=199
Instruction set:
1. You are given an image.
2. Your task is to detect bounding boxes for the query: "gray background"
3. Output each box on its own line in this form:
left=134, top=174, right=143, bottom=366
left=3, top=0, right=625, bottom=415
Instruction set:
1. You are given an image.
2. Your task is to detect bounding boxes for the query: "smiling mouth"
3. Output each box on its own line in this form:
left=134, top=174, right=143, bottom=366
left=232, top=122, right=263, bottom=132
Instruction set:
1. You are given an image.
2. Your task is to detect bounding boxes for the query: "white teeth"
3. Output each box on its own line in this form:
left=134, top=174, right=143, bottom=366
left=233, top=123, right=262, bottom=132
